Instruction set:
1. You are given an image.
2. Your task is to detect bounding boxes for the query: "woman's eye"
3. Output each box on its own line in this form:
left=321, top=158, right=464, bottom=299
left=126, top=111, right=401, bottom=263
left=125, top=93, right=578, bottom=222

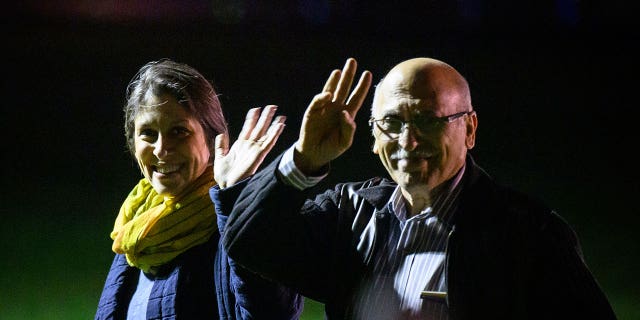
left=139, top=129, right=156, bottom=137
left=172, top=127, right=191, bottom=137
left=136, top=129, right=157, bottom=142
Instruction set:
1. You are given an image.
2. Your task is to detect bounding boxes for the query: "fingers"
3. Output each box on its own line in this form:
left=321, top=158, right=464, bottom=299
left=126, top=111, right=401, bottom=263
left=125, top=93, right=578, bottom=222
left=238, top=105, right=279, bottom=142
left=319, top=58, right=371, bottom=117
left=322, top=69, right=341, bottom=93
left=260, top=115, right=286, bottom=151
left=345, top=70, right=373, bottom=118
left=333, top=58, right=357, bottom=104
left=248, top=105, right=278, bottom=141
left=238, top=107, right=261, bottom=141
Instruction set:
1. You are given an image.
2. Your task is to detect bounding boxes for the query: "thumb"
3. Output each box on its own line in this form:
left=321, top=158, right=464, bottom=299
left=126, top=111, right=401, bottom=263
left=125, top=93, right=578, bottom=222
left=214, top=133, right=229, bottom=158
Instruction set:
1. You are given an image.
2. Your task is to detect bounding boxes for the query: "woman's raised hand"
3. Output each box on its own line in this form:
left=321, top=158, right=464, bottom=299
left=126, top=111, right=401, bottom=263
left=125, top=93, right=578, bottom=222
left=214, top=105, right=285, bottom=188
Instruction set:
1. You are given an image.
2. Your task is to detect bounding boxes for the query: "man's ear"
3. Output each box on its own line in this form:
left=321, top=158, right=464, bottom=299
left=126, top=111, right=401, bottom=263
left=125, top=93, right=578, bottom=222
left=465, top=112, right=478, bottom=149
left=372, top=141, right=380, bottom=154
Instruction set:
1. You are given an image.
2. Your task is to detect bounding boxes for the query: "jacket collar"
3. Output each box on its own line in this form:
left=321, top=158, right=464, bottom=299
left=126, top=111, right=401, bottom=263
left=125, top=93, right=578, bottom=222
left=354, top=154, right=484, bottom=213
left=354, top=178, right=397, bottom=210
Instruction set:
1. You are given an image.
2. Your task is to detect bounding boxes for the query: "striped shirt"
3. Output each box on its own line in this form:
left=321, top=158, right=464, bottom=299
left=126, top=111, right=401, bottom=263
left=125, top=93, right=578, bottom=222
left=279, top=145, right=466, bottom=319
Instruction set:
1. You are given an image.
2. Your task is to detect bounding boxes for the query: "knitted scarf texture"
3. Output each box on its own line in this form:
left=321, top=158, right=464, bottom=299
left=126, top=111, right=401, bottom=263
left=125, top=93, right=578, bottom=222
left=111, top=169, right=216, bottom=272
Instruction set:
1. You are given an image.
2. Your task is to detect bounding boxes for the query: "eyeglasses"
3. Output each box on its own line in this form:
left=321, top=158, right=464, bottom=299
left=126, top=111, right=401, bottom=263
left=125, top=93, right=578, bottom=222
left=368, top=111, right=473, bottom=140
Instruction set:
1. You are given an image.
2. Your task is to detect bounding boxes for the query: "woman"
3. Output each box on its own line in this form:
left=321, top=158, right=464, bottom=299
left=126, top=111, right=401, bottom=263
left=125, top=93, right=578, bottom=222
left=95, top=59, right=302, bottom=319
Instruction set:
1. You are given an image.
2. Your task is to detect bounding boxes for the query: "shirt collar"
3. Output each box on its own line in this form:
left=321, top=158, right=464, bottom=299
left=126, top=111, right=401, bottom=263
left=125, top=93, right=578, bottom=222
left=390, top=163, right=466, bottom=226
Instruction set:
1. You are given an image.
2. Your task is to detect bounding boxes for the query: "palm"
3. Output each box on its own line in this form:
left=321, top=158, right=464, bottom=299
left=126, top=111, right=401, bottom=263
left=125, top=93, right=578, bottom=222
left=214, top=105, right=285, bottom=188
left=214, top=138, right=266, bottom=186
left=295, top=58, right=372, bottom=174
left=299, top=100, right=354, bottom=165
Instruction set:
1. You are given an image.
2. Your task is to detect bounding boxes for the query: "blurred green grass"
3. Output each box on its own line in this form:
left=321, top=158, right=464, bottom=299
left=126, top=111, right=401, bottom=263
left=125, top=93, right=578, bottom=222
left=0, top=183, right=635, bottom=320
left=0, top=182, right=326, bottom=320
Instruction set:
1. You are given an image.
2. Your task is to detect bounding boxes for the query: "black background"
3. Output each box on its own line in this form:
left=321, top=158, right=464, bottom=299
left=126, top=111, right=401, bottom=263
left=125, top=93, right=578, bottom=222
left=3, top=1, right=638, bottom=318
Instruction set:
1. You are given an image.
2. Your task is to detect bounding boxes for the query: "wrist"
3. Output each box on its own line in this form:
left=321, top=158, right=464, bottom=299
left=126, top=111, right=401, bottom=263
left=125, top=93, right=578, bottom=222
left=293, top=143, right=327, bottom=176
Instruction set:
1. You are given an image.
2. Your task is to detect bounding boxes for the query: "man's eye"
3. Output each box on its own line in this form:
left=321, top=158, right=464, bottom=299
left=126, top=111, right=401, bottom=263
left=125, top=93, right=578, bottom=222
left=415, top=118, right=442, bottom=130
left=382, top=118, right=402, bottom=131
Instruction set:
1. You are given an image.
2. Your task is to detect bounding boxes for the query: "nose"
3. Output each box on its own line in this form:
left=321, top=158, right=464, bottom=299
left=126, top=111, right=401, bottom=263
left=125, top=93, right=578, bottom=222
left=153, top=134, right=174, bottom=159
left=397, top=124, right=419, bottom=151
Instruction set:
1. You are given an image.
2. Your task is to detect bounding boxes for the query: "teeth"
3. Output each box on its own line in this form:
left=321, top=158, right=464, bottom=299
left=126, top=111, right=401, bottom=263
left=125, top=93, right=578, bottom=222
left=156, top=164, right=180, bottom=174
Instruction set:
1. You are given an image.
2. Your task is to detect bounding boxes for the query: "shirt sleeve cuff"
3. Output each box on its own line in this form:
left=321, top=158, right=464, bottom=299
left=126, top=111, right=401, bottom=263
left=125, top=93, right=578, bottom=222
left=209, top=176, right=250, bottom=218
left=277, top=144, right=327, bottom=190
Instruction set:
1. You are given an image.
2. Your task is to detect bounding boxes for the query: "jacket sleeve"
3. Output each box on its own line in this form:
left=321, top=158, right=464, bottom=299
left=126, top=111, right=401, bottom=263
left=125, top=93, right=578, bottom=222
left=448, top=167, right=616, bottom=319
left=213, top=153, right=348, bottom=302
left=211, top=175, right=305, bottom=320
left=496, top=183, right=617, bottom=319
left=529, top=210, right=617, bottom=319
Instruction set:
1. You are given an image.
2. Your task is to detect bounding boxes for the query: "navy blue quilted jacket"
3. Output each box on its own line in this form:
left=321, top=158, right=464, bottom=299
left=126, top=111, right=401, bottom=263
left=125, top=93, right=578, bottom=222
left=95, top=224, right=303, bottom=319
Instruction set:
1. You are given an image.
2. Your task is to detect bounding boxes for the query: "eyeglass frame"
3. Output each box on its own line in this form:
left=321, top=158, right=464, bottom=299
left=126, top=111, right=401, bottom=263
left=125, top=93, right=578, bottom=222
left=368, top=110, right=474, bottom=139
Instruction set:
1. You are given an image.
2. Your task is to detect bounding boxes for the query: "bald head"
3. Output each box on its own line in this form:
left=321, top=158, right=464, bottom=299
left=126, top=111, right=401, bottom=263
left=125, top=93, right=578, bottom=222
left=373, top=58, right=472, bottom=114
left=370, top=58, right=477, bottom=211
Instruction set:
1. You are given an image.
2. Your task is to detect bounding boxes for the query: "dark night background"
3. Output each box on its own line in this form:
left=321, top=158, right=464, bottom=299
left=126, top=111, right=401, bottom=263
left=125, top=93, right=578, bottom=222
left=3, top=1, right=638, bottom=319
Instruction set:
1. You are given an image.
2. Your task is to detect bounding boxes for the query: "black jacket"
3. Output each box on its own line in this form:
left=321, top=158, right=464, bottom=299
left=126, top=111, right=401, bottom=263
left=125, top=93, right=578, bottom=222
left=214, top=154, right=616, bottom=319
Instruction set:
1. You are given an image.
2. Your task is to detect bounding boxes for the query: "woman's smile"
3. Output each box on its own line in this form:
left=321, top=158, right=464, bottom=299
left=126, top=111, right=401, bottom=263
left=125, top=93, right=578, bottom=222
left=133, top=94, right=211, bottom=197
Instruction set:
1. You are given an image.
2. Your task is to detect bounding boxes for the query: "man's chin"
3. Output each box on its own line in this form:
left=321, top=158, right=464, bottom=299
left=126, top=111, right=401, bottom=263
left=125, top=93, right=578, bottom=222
left=397, top=158, right=428, bottom=172
left=397, top=174, right=428, bottom=191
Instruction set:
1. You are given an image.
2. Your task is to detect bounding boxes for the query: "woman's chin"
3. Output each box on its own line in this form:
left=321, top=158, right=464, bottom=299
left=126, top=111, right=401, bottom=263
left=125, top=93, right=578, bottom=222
left=150, top=180, right=184, bottom=197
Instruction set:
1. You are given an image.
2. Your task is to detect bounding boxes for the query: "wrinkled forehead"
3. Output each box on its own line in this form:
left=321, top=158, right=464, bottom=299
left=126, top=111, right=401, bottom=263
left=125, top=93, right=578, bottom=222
left=373, top=94, right=431, bottom=118
left=372, top=76, right=467, bottom=118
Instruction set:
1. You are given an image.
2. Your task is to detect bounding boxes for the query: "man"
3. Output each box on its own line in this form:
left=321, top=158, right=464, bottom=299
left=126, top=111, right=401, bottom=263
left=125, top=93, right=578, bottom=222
left=211, top=58, right=616, bottom=319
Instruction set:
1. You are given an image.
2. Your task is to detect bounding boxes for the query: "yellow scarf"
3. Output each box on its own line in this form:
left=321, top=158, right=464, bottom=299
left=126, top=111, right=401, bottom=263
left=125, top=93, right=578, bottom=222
left=111, top=169, right=217, bottom=273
